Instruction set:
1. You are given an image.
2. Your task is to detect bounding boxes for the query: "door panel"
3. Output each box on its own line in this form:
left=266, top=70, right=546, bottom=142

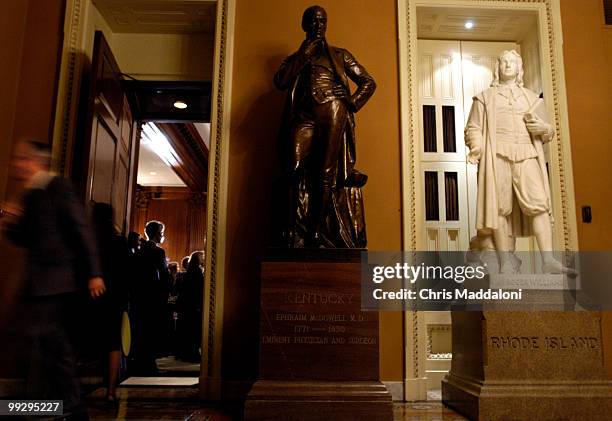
left=78, top=31, right=136, bottom=234
left=90, top=118, right=115, bottom=204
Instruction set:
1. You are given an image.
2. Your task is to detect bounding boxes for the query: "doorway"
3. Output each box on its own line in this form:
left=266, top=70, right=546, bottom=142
left=68, top=0, right=216, bottom=390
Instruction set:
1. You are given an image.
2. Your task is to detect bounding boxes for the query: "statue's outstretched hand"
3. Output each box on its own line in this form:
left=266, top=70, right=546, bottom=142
left=525, top=116, right=550, bottom=137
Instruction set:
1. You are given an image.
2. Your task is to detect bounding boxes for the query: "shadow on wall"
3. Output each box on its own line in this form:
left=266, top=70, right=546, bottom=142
left=222, top=53, right=287, bottom=381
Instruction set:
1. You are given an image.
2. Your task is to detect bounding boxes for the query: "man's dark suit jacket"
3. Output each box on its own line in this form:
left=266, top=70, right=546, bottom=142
left=132, top=240, right=168, bottom=311
left=5, top=176, right=101, bottom=297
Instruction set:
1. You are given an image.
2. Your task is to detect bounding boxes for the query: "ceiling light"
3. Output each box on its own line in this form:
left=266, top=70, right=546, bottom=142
left=174, top=100, right=188, bottom=109
left=141, top=123, right=180, bottom=167
left=464, top=21, right=474, bottom=29
left=149, top=171, right=157, bottom=176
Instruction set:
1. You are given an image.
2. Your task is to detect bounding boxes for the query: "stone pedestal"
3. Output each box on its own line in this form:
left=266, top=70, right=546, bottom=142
left=442, top=311, right=612, bottom=420
left=244, top=249, right=393, bottom=421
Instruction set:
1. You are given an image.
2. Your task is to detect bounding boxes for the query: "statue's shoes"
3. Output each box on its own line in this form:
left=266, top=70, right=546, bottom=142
left=499, top=261, right=517, bottom=274
left=542, top=260, right=578, bottom=277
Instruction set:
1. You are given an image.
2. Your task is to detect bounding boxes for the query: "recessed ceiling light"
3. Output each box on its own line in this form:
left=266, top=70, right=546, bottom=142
left=149, top=171, right=157, bottom=175
left=174, top=100, right=188, bottom=109
left=465, top=21, right=474, bottom=29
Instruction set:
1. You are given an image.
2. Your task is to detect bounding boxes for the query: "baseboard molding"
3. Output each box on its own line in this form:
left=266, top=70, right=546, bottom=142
left=199, top=375, right=223, bottom=400
left=382, top=381, right=403, bottom=401
left=403, top=377, right=428, bottom=401
left=221, top=379, right=254, bottom=401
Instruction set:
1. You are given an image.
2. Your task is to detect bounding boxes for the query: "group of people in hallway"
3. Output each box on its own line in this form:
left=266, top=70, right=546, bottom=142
left=0, top=138, right=205, bottom=420
left=128, top=222, right=206, bottom=375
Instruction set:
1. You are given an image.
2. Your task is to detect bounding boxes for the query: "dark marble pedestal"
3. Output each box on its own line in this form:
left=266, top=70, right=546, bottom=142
left=244, top=249, right=393, bottom=421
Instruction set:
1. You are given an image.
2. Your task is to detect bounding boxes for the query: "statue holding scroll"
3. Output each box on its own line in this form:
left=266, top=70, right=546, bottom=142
left=274, top=5, right=376, bottom=248
left=465, top=50, right=570, bottom=274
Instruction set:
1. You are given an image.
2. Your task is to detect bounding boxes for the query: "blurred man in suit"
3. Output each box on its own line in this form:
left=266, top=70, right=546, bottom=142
left=1, top=139, right=105, bottom=421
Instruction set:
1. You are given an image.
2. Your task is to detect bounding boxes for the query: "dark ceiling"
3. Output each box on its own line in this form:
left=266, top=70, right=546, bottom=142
left=124, top=80, right=212, bottom=122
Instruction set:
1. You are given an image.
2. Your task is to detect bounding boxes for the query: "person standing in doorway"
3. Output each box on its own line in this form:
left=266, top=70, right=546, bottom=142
left=129, top=220, right=169, bottom=375
left=91, top=202, right=129, bottom=403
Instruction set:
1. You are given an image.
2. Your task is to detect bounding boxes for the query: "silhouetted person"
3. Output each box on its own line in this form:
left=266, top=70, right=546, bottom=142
left=177, top=251, right=204, bottom=362
left=127, top=231, right=141, bottom=256
left=167, top=262, right=180, bottom=355
left=129, top=220, right=168, bottom=375
left=180, top=255, right=190, bottom=273
left=91, top=203, right=129, bottom=403
left=1, top=139, right=104, bottom=420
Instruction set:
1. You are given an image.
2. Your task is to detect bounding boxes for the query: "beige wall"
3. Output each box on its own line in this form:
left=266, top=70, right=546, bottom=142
left=560, top=0, right=612, bottom=251
left=224, top=0, right=404, bottom=382
left=559, top=0, right=612, bottom=376
left=82, top=0, right=114, bottom=58
left=113, top=33, right=214, bottom=81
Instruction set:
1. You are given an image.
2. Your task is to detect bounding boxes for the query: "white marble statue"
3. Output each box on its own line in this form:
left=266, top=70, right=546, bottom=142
left=465, top=50, right=568, bottom=274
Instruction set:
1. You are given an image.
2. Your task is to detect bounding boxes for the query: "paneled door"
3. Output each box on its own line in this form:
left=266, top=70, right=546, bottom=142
left=418, top=40, right=469, bottom=252
left=76, top=31, right=138, bottom=234
left=418, top=40, right=518, bottom=251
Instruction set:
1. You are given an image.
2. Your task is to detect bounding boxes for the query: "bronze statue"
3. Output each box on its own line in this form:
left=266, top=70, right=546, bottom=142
left=274, top=5, right=376, bottom=248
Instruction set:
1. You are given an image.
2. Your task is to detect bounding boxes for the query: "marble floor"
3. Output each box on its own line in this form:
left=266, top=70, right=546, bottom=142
left=86, top=389, right=469, bottom=421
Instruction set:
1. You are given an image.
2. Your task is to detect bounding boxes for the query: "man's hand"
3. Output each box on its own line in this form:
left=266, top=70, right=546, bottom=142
left=1, top=202, right=22, bottom=219
left=299, top=39, right=322, bottom=59
left=467, top=145, right=482, bottom=165
left=0, top=202, right=23, bottom=230
left=88, top=277, right=106, bottom=299
left=525, top=116, right=550, bottom=137
left=332, top=86, right=348, bottom=99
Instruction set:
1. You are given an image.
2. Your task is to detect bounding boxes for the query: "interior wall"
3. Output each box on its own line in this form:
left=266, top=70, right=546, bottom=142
left=79, top=1, right=214, bottom=81
left=224, top=0, right=403, bottom=383
left=82, top=0, right=115, bottom=59
left=113, top=33, right=214, bottom=81
left=0, top=1, right=28, bottom=202
left=520, top=24, right=543, bottom=95
left=132, top=188, right=207, bottom=265
left=560, top=0, right=612, bottom=250
left=0, top=0, right=65, bottom=379
left=0, top=0, right=65, bottom=202
left=559, top=0, right=612, bottom=376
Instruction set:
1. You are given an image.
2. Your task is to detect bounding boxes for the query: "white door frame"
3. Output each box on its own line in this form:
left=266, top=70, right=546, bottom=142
left=397, top=0, right=578, bottom=400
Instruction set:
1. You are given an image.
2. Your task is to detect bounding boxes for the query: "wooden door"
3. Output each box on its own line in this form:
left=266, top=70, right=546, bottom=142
left=77, top=31, right=137, bottom=234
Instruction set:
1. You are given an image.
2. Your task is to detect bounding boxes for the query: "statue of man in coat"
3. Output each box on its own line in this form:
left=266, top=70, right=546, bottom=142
left=465, top=50, right=571, bottom=274
left=274, top=5, right=376, bottom=248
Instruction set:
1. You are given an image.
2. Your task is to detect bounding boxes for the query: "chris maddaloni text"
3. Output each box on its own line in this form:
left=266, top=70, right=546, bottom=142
left=372, top=288, right=523, bottom=301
